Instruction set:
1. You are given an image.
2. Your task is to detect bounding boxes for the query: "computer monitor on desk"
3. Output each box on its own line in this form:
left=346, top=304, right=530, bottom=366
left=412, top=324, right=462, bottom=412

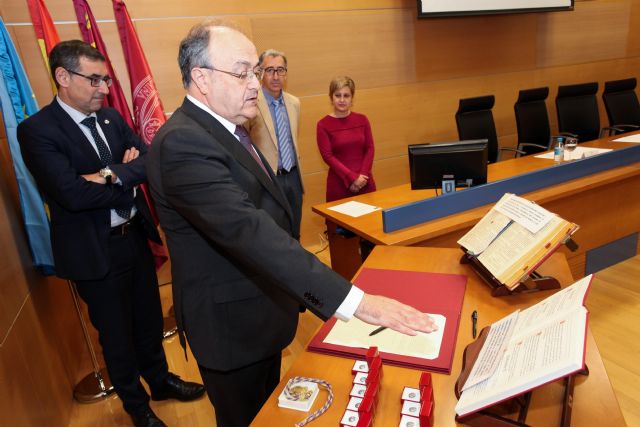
left=408, top=139, right=489, bottom=190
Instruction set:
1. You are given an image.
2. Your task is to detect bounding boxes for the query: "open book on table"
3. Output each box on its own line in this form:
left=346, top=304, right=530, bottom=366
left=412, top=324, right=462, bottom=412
left=458, top=193, right=579, bottom=291
left=454, top=274, right=592, bottom=417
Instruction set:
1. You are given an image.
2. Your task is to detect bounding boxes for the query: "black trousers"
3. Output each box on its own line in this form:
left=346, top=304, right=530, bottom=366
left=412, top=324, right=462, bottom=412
left=198, top=354, right=281, bottom=427
left=275, top=167, right=303, bottom=240
left=75, top=219, right=168, bottom=414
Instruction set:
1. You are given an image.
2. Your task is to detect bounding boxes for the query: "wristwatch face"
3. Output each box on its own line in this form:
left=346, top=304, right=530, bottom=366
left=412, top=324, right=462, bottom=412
left=99, top=167, right=112, bottom=181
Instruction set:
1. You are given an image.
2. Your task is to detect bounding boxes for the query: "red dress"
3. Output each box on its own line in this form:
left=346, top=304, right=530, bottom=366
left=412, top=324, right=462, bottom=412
left=316, top=112, right=376, bottom=202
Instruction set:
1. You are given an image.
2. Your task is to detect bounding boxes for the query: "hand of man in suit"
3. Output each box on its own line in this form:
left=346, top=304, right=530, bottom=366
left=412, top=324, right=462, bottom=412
left=80, top=147, right=140, bottom=184
left=354, top=294, right=438, bottom=335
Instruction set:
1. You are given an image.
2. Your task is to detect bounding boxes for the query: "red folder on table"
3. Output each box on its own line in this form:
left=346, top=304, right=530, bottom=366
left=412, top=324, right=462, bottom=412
left=308, top=268, right=467, bottom=374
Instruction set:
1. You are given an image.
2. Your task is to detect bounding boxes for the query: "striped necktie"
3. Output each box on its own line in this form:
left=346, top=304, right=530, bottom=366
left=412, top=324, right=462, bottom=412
left=272, top=98, right=295, bottom=172
left=81, top=116, right=132, bottom=220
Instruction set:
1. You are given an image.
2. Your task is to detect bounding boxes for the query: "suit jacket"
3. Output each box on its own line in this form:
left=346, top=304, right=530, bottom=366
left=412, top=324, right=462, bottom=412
left=17, top=98, right=161, bottom=281
left=147, top=98, right=351, bottom=370
left=246, top=90, right=304, bottom=191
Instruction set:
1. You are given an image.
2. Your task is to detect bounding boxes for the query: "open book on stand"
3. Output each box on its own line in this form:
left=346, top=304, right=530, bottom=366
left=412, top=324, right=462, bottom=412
left=454, top=275, right=592, bottom=421
left=458, top=193, right=579, bottom=294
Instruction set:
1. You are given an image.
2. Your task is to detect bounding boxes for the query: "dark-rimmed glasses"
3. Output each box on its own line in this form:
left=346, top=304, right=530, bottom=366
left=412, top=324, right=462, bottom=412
left=263, top=67, right=287, bottom=77
left=66, top=69, right=113, bottom=87
left=200, top=65, right=263, bottom=82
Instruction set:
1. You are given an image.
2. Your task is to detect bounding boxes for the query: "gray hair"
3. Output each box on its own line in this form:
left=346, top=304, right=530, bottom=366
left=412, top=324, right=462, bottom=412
left=258, top=49, right=288, bottom=68
left=178, top=20, right=243, bottom=88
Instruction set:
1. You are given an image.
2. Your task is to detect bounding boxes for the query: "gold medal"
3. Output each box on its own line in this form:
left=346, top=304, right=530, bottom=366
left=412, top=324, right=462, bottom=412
left=289, top=385, right=313, bottom=401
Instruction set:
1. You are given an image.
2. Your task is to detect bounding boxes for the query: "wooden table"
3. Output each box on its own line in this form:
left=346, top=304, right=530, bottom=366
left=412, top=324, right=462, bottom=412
left=313, top=138, right=640, bottom=280
left=251, top=246, right=625, bottom=426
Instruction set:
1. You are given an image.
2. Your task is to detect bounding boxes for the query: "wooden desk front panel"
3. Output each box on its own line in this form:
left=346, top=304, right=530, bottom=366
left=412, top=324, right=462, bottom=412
left=251, top=247, right=625, bottom=427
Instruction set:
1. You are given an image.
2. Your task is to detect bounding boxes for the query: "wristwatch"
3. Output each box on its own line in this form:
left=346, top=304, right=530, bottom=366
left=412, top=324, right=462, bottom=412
left=99, top=166, right=113, bottom=183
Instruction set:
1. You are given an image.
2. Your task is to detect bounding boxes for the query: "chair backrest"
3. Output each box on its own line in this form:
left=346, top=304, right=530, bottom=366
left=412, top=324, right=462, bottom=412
left=555, top=82, right=600, bottom=143
left=514, top=87, right=551, bottom=155
left=602, top=77, right=640, bottom=127
left=455, top=95, right=499, bottom=163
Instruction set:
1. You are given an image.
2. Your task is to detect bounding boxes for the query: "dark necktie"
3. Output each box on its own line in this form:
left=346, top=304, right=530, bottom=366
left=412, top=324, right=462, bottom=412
left=81, top=116, right=132, bottom=220
left=234, top=125, right=271, bottom=179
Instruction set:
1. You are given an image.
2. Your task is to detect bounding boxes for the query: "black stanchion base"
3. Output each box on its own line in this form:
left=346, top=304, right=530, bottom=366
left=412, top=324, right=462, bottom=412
left=163, top=314, right=177, bottom=339
left=74, top=368, right=115, bottom=403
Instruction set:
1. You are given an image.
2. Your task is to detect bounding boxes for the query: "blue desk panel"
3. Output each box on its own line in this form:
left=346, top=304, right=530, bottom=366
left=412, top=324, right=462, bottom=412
left=382, top=144, right=640, bottom=233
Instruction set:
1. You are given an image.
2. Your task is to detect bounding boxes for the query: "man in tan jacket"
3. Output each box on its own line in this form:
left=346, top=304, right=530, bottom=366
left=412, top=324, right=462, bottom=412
left=246, top=49, right=303, bottom=238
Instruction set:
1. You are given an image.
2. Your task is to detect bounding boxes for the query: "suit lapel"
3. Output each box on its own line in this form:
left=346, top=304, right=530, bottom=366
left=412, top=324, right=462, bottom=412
left=50, top=100, right=103, bottom=168
left=180, top=99, right=292, bottom=218
left=257, top=92, right=278, bottom=150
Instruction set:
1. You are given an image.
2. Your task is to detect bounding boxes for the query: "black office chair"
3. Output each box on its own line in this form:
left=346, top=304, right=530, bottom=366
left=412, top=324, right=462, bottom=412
left=513, top=87, right=555, bottom=156
left=602, top=77, right=640, bottom=134
left=555, top=82, right=618, bottom=142
left=456, top=95, right=521, bottom=163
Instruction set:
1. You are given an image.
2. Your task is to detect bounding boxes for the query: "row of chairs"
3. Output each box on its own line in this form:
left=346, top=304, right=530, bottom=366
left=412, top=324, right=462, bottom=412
left=455, top=77, right=640, bottom=163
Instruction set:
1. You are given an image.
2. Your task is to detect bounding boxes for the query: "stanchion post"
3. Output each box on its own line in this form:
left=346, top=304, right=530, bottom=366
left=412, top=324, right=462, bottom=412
left=67, top=280, right=115, bottom=402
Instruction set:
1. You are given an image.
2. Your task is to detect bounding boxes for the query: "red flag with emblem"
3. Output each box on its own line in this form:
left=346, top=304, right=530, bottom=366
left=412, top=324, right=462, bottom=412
left=111, top=0, right=168, bottom=268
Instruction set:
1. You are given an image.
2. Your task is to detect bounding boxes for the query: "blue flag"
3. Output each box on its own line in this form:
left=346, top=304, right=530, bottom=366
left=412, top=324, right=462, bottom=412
left=0, top=17, right=55, bottom=275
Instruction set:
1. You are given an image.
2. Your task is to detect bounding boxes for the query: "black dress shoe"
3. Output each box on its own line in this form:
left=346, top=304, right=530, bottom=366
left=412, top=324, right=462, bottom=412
left=129, top=407, right=167, bottom=427
left=151, top=372, right=205, bottom=402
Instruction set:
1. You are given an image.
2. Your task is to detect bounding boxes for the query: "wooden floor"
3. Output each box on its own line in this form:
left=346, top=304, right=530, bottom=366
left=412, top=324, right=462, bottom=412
left=67, top=246, right=639, bottom=426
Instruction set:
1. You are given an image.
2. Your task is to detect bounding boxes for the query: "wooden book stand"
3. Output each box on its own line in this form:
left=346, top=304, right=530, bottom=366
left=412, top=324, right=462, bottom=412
left=460, top=253, right=560, bottom=297
left=454, top=327, right=589, bottom=427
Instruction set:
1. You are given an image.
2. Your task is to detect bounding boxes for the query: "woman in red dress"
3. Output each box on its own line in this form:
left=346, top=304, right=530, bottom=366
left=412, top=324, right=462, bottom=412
left=317, top=76, right=376, bottom=202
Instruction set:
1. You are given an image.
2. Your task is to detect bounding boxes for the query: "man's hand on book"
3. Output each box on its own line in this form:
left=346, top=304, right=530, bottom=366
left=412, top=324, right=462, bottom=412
left=354, top=294, right=438, bottom=336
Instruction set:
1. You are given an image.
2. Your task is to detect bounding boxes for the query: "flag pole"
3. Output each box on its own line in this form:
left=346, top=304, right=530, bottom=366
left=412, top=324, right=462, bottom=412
left=67, top=280, right=115, bottom=402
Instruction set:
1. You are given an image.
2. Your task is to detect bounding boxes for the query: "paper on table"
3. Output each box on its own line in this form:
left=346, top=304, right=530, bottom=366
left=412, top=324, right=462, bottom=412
left=613, top=134, right=640, bottom=143
left=534, top=147, right=612, bottom=160
left=323, top=314, right=446, bottom=360
left=495, top=193, right=554, bottom=234
left=327, top=200, right=381, bottom=217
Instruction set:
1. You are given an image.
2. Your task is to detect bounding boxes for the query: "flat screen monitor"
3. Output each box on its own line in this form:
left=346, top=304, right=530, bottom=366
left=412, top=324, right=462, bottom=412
left=417, top=0, right=573, bottom=18
left=408, top=139, right=488, bottom=190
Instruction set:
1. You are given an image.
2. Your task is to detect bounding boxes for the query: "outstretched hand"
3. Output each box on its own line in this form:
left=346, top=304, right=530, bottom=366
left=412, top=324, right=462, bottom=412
left=353, top=293, right=438, bottom=336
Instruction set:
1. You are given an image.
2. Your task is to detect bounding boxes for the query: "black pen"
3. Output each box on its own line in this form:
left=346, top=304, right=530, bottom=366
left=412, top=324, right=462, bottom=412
left=369, top=326, right=387, bottom=336
left=471, top=310, right=478, bottom=338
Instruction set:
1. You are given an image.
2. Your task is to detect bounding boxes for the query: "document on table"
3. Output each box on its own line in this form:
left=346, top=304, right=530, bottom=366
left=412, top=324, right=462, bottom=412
left=327, top=200, right=381, bottom=217
left=534, top=147, right=612, bottom=160
left=323, top=314, right=446, bottom=360
left=613, top=134, right=640, bottom=143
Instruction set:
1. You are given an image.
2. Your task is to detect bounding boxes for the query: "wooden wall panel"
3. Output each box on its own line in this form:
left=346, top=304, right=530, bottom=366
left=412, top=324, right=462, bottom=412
left=125, top=0, right=411, bottom=20
left=0, top=293, right=74, bottom=427
left=414, top=13, right=538, bottom=82
left=251, top=9, right=417, bottom=97
left=537, top=1, right=631, bottom=67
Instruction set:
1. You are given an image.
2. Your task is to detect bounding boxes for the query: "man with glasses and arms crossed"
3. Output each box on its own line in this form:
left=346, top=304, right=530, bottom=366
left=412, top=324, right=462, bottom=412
left=18, top=40, right=204, bottom=427
left=147, top=21, right=437, bottom=427
left=246, top=49, right=304, bottom=239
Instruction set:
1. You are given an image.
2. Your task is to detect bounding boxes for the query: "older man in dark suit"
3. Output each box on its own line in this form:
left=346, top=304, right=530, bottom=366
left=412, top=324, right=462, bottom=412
left=17, top=40, right=203, bottom=427
left=146, top=22, right=437, bottom=427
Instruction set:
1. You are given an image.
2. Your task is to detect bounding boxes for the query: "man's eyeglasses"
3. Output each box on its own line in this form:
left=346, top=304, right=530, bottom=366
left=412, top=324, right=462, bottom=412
left=263, top=67, right=287, bottom=77
left=201, top=65, right=264, bottom=82
left=66, top=69, right=113, bottom=87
